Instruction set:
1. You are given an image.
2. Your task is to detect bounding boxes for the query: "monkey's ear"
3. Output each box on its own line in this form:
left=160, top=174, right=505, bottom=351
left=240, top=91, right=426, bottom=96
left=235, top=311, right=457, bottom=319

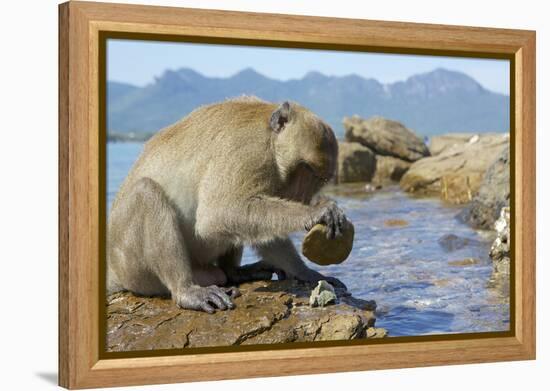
left=270, top=101, right=291, bottom=133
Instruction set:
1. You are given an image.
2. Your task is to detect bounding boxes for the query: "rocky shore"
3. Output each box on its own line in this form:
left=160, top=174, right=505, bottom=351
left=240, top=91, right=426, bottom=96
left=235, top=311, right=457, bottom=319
left=336, top=115, right=509, bottom=225
left=335, top=114, right=511, bottom=287
left=400, top=133, right=509, bottom=205
left=337, top=115, right=427, bottom=185
left=107, top=280, right=386, bottom=352
left=489, top=206, right=511, bottom=290
left=458, top=146, right=510, bottom=229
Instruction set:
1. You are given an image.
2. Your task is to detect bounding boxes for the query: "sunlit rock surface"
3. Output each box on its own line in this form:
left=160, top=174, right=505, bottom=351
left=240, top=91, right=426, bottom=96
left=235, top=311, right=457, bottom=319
left=107, top=280, right=386, bottom=352
left=400, top=134, right=508, bottom=204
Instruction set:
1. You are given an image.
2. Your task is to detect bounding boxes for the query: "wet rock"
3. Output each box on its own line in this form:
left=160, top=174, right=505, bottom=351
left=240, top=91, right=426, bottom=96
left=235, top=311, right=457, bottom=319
left=448, top=258, right=480, bottom=267
left=400, top=134, right=508, bottom=204
left=106, top=280, right=385, bottom=352
left=364, top=183, right=381, bottom=192
left=344, top=115, right=430, bottom=162
left=336, top=141, right=376, bottom=183
left=309, top=280, right=337, bottom=307
left=433, top=278, right=451, bottom=287
left=372, top=155, right=411, bottom=184
left=302, top=222, right=355, bottom=265
left=458, top=146, right=510, bottom=229
left=490, top=207, right=511, bottom=276
left=366, top=327, right=388, bottom=338
left=384, top=219, right=409, bottom=227
left=440, top=173, right=482, bottom=204
left=438, top=233, right=472, bottom=252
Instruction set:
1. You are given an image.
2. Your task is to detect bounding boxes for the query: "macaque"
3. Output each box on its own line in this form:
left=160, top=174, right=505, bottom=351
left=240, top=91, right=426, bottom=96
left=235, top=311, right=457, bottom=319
left=107, top=96, right=348, bottom=313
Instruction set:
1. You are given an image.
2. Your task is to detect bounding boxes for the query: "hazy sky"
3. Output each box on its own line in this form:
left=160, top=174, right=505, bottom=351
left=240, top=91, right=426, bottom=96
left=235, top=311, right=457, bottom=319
left=107, top=39, right=510, bottom=95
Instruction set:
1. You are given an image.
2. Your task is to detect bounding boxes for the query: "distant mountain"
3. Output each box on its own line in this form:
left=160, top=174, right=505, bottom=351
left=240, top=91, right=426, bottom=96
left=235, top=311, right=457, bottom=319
left=107, top=81, right=139, bottom=103
left=107, top=68, right=509, bottom=138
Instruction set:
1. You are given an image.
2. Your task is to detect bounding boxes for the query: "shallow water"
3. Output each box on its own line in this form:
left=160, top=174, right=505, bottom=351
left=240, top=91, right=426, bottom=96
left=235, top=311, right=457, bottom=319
left=107, top=142, right=509, bottom=337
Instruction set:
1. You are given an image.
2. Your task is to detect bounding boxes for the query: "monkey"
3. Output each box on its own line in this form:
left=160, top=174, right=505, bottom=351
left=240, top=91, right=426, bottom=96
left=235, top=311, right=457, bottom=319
left=107, top=96, right=349, bottom=313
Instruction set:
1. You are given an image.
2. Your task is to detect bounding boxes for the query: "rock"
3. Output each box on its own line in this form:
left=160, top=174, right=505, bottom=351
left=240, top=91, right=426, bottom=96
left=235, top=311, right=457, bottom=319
left=429, top=133, right=478, bottom=155
left=400, top=134, right=508, bottom=204
left=433, top=278, right=451, bottom=287
left=490, top=207, right=511, bottom=275
left=106, top=280, right=386, bottom=351
left=372, top=155, right=411, bottom=184
left=366, top=327, right=388, bottom=338
left=469, top=135, right=480, bottom=144
left=343, top=115, right=430, bottom=162
left=438, top=234, right=472, bottom=252
left=364, top=183, right=380, bottom=192
left=309, top=280, right=337, bottom=307
left=458, top=146, right=510, bottom=229
left=336, top=141, right=376, bottom=183
left=448, top=258, right=480, bottom=267
left=384, top=219, right=409, bottom=227
left=302, top=222, right=354, bottom=265
left=440, top=173, right=482, bottom=204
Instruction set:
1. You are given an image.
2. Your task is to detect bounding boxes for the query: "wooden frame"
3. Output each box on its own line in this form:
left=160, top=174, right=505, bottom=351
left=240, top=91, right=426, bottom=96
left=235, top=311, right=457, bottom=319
left=59, top=1, right=536, bottom=388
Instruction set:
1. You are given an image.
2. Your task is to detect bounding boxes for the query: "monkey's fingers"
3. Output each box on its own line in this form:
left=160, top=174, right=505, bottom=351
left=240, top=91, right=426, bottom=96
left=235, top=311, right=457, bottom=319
left=325, top=208, right=338, bottom=240
left=325, top=276, right=348, bottom=291
left=225, top=287, right=241, bottom=299
left=177, top=286, right=234, bottom=313
left=205, top=292, right=228, bottom=311
left=334, top=209, right=347, bottom=238
left=199, top=302, right=216, bottom=314
left=327, top=205, right=347, bottom=239
left=331, top=208, right=342, bottom=239
left=208, top=286, right=235, bottom=310
left=175, top=290, right=206, bottom=312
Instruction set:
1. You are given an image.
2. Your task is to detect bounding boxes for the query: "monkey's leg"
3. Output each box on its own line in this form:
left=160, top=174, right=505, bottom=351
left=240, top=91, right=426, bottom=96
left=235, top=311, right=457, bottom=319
left=217, top=247, right=281, bottom=285
left=254, top=237, right=347, bottom=290
left=109, top=177, right=236, bottom=313
left=191, top=264, right=227, bottom=287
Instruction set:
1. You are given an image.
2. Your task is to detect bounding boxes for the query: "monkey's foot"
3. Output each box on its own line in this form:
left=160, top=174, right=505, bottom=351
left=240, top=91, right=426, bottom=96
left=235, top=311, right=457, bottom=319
left=321, top=276, right=348, bottom=292
left=176, top=285, right=238, bottom=314
left=223, top=261, right=283, bottom=285
left=294, top=269, right=348, bottom=291
left=225, top=286, right=242, bottom=299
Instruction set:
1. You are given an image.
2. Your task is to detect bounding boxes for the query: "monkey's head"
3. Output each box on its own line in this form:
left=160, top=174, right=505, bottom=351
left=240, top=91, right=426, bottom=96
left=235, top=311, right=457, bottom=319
left=269, top=101, right=338, bottom=203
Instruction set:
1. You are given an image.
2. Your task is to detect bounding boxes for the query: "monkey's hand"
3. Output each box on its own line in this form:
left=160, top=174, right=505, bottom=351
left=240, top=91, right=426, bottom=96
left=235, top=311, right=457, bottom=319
left=175, top=285, right=240, bottom=314
left=306, top=198, right=348, bottom=240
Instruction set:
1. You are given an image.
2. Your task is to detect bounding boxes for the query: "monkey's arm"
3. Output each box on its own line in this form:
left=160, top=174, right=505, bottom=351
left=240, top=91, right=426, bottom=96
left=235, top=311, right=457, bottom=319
left=197, top=194, right=346, bottom=243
